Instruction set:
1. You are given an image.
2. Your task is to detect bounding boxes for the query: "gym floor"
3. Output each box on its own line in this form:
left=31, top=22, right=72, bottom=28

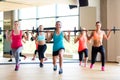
left=0, top=58, right=120, bottom=80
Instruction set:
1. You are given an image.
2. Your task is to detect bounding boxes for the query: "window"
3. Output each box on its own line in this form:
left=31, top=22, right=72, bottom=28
left=19, top=7, right=37, bottom=19
left=0, top=12, right=3, bottom=21
left=57, top=4, right=78, bottom=16
left=0, top=12, right=3, bottom=56
left=38, top=4, right=56, bottom=18
left=20, top=19, right=36, bottom=30
left=37, top=18, right=56, bottom=27
left=15, top=4, right=79, bottom=59
left=56, top=16, right=78, bottom=31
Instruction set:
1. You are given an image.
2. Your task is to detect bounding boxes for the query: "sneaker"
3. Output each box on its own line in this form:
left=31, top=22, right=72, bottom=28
left=59, top=68, right=63, bottom=74
left=24, top=56, right=27, bottom=60
left=15, top=64, right=20, bottom=71
left=40, top=63, right=43, bottom=68
left=79, top=62, right=82, bottom=66
left=90, top=64, right=93, bottom=69
left=101, top=66, right=105, bottom=71
left=8, top=59, right=12, bottom=62
left=44, top=57, right=48, bottom=61
left=53, top=65, right=57, bottom=71
left=84, top=63, right=87, bottom=67
left=32, top=58, right=35, bottom=60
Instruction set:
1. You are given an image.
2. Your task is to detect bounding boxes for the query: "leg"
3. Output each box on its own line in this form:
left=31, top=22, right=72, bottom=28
left=12, top=47, right=23, bottom=71
left=58, top=49, right=64, bottom=74
left=20, top=52, right=26, bottom=60
left=8, top=50, right=13, bottom=62
left=53, top=56, right=58, bottom=71
left=32, top=50, right=38, bottom=60
left=90, top=46, right=98, bottom=69
left=78, top=51, right=83, bottom=66
left=99, top=46, right=105, bottom=71
left=84, top=49, right=88, bottom=67
left=38, top=45, right=47, bottom=67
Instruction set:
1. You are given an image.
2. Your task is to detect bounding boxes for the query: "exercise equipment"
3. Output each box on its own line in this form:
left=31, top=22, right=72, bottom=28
left=1, top=26, right=119, bottom=37
left=34, top=26, right=119, bottom=35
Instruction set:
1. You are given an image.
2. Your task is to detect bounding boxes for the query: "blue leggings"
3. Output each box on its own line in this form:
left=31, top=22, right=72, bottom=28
left=91, top=45, right=105, bottom=66
left=12, top=46, right=23, bottom=65
left=78, top=49, right=88, bottom=61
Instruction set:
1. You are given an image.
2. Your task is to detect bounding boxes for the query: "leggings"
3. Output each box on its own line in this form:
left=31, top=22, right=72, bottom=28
left=10, top=50, right=25, bottom=57
left=38, top=44, right=47, bottom=60
left=78, top=49, right=88, bottom=61
left=91, top=45, right=105, bottom=66
left=34, top=50, right=38, bottom=55
left=12, top=46, right=23, bottom=65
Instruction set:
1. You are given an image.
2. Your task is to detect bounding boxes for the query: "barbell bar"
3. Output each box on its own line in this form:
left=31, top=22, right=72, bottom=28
left=1, top=26, right=120, bottom=35
left=36, top=26, right=119, bottom=34
left=0, top=27, right=56, bottom=34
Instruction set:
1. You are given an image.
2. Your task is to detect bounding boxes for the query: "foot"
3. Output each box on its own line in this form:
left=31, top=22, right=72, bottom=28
left=101, top=66, right=105, bottom=71
left=15, top=64, right=20, bottom=71
left=59, top=68, right=63, bottom=74
left=44, top=57, right=48, bottom=61
left=40, top=63, right=43, bottom=68
left=53, top=65, right=57, bottom=71
left=8, top=59, right=12, bottom=62
left=90, top=64, right=93, bottom=69
left=32, top=58, right=35, bottom=60
left=24, top=56, right=27, bottom=60
left=79, top=62, right=82, bottom=66
left=84, top=63, right=87, bottom=67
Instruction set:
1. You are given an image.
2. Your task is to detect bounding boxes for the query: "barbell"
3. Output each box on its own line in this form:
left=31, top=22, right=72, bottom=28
left=1, top=26, right=120, bottom=37
left=0, top=27, right=56, bottom=34
left=35, top=26, right=119, bottom=34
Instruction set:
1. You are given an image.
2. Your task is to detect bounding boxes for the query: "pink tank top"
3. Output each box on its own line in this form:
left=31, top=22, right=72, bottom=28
left=78, top=36, right=87, bottom=52
left=11, top=30, right=22, bottom=49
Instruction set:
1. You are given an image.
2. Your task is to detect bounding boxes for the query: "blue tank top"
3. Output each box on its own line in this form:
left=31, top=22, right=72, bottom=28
left=53, top=31, right=64, bottom=51
left=37, top=33, right=45, bottom=41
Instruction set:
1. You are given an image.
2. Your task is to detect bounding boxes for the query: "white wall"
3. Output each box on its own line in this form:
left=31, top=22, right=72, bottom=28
left=80, top=7, right=96, bottom=60
left=89, top=0, right=100, bottom=21
left=107, top=0, right=120, bottom=61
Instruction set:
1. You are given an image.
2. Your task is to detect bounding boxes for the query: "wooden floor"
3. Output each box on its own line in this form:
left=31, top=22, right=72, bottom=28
left=0, top=58, right=120, bottom=80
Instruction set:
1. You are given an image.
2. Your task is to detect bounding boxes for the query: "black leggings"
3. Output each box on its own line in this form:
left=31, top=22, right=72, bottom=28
left=38, top=44, right=47, bottom=60
left=78, top=49, right=88, bottom=61
left=34, top=50, right=38, bottom=55
left=91, top=45, right=105, bottom=66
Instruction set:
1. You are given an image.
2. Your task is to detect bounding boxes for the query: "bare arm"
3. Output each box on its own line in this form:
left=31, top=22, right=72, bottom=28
left=87, top=31, right=93, bottom=40
left=74, top=35, right=79, bottom=43
left=22, top=31, right=29, bottom=41
left=46, top=31, right=54, bottom=42
left=64, top=32, right=70, bottom=42
left=103, top=30, right=112, bottom=40
left=30, top=32, right=38, bottom=41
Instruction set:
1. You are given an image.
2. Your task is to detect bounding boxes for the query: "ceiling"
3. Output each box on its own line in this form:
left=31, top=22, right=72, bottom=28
left=0, top=0, right=78, bottom=11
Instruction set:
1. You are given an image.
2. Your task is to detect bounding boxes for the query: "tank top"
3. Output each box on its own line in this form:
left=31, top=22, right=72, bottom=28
left=11, top=30, right=22, bottom=49
left=78, top=36, right=87, bottom=52
left=37, top=33, right=45, bottom=41
left=53, top=31, right=64, bottom=51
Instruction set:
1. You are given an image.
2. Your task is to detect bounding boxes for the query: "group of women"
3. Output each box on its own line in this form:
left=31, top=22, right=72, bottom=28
left=5, top=21, right=111, bottom=75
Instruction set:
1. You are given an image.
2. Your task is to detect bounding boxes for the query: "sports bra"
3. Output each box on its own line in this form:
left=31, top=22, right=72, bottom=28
left=37, top=33, right=45, bottom=41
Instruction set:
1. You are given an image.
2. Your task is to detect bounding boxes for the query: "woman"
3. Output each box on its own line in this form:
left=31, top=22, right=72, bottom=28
left=74, top=28, right=88, bottom=67
left=32, top=25, right=47, bottom=67
left=88, top=21, right=111, bottom=71
left=6, top=21, right=27, bottom=71
left=47, top=21, right=70, bottom=74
